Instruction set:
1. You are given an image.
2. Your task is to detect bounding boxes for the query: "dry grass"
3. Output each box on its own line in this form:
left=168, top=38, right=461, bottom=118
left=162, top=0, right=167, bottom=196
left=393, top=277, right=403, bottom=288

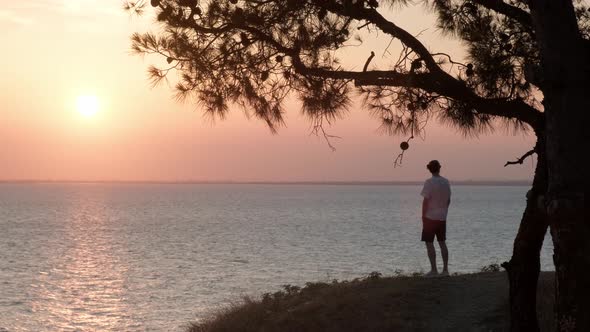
left=187, top=272, right=555, bottom=332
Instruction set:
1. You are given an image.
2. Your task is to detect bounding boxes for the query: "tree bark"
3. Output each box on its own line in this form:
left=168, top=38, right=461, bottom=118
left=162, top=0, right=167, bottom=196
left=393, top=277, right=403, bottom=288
left=527, top=0, right=590, bottom=330
left=503, top=137, right=548, bottom=332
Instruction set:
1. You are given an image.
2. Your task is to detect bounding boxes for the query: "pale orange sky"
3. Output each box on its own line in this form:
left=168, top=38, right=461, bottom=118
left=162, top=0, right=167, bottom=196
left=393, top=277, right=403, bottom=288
left=0, top=1, right=537, bottom=182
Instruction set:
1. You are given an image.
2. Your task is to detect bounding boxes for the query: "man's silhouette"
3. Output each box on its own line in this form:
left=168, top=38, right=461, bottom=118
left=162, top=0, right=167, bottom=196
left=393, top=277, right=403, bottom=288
left=420, top=160, right=451, bottom=277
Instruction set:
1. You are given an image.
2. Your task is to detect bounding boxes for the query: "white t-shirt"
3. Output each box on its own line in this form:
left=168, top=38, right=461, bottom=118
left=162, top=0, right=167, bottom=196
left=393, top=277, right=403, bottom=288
left=420, top=175, right=451, bottom=221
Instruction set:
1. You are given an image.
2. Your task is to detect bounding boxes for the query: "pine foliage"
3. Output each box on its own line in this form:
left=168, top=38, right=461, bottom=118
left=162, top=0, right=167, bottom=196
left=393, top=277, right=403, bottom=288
left=127, top=0, right=587, bottom=140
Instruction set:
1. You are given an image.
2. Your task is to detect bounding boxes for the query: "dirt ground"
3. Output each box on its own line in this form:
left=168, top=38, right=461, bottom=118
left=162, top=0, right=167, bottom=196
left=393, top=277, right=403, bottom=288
left=402, top=272, right=553, bottom=332
left=418, top=273, right=510, bottom=331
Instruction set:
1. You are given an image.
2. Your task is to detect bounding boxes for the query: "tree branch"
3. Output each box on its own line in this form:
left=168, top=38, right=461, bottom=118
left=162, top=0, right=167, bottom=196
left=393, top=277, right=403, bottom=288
left=290, top=58, right=544, bottom=130
left=471, top=0, right=533, bottom=29
left=313, top=1, right=543, bottom=130
left=430, top=52, right=467, bottom=67
left=319, top=1, right=441, bottom=73
left=363, top=51, right=375, bottom=72
left=504, top=148, right=537, bottom=167
left=311, top=123, right=341, bottom=152
left=163, top=1, right=545, bottom=132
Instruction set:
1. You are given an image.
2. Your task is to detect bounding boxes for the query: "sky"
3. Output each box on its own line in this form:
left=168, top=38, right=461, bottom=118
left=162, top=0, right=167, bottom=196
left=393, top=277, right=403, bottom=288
left=0, top=0, right=537, bottom=182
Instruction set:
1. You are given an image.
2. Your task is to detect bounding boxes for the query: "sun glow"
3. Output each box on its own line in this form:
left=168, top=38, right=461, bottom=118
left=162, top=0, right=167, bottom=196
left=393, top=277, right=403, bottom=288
left=76, top=95, right=99, bottom=117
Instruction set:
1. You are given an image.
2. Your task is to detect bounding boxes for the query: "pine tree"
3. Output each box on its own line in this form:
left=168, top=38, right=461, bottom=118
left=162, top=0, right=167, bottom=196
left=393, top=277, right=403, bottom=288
left=128, top=1, right=589, bottom=330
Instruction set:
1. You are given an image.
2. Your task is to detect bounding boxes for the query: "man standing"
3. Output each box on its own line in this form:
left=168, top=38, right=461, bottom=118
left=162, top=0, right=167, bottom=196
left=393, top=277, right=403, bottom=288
left=420, top=160, right=451, bottom=277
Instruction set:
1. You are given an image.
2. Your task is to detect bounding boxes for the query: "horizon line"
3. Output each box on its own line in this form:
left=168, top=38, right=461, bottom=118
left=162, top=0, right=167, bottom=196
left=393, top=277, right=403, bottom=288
left=0, top=179, right=532, bottom=186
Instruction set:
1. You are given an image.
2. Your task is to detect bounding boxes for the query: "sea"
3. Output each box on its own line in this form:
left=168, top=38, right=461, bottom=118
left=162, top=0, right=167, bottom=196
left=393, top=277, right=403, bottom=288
left=0, top=183, right=554, bottom=331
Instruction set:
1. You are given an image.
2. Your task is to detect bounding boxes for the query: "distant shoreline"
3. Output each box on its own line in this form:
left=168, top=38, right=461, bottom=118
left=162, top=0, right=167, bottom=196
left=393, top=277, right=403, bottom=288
left=0, top=180, right=532, bottom=186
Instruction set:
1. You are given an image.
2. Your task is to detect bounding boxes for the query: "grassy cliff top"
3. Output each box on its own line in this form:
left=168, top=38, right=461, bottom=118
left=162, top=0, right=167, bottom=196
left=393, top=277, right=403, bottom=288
left=187, top=271, right=554, bottom=332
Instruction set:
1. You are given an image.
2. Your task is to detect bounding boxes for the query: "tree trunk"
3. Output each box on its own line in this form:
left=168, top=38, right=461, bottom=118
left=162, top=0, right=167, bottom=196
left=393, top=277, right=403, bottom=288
left=545, top=97, right=588, bottom=332
left=504, top=137, right=548, bottom=332
left=527, top=0, right=590, bottom=330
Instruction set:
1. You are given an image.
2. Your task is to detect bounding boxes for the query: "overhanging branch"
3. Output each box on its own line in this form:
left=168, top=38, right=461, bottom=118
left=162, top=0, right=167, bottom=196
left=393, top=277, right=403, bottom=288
left=313, top=0, right=543, bottom=130
left=319, top=0, right=441, bottom=73
left=290, top=55, right=544, bottom=130
left=504, top=148, right=537, bottom=167
left=471, top=0, right=533, bottom=29
left=159, top=1, right=545, bottom=132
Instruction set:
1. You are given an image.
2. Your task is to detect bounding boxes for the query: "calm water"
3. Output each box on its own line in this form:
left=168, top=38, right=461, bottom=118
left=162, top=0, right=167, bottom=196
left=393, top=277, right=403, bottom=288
left=0, top=184, right=553, bottom=331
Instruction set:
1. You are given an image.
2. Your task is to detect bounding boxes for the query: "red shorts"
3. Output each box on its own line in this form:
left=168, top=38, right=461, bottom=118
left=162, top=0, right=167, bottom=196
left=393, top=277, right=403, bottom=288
left=421, top=217, right=446, bottom=242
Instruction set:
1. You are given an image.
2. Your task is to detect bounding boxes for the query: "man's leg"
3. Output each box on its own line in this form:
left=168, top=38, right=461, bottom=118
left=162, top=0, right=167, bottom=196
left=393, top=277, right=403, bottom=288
left=425, top=242, right=438, bottom=274
left=439, top=241, right=449, bottom=273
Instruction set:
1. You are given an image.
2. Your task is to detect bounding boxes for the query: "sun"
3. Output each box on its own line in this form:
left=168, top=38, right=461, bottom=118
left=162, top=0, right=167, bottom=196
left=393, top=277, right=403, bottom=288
left=76, top=95, right=99, bottom=117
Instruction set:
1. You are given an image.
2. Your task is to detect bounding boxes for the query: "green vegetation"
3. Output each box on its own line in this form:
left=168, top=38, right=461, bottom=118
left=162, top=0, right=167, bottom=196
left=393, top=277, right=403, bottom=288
left=187, top=271, right=554, bottom=332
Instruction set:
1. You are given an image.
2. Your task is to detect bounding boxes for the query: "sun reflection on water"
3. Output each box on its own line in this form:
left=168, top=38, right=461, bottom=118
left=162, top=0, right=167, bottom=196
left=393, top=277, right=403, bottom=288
left=28, top=197, right=139, bottom=331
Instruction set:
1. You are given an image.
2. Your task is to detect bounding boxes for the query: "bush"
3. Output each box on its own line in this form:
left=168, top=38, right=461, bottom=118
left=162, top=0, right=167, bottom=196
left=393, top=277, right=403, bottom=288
left=480, top=263, right=502, bottom=273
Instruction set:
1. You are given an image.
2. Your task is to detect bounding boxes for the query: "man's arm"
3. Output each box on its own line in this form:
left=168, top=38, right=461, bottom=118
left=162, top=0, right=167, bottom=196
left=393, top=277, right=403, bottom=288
left=420, top=180, right=430, bottom=221
left=447, top=183, right=452, bottom=207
